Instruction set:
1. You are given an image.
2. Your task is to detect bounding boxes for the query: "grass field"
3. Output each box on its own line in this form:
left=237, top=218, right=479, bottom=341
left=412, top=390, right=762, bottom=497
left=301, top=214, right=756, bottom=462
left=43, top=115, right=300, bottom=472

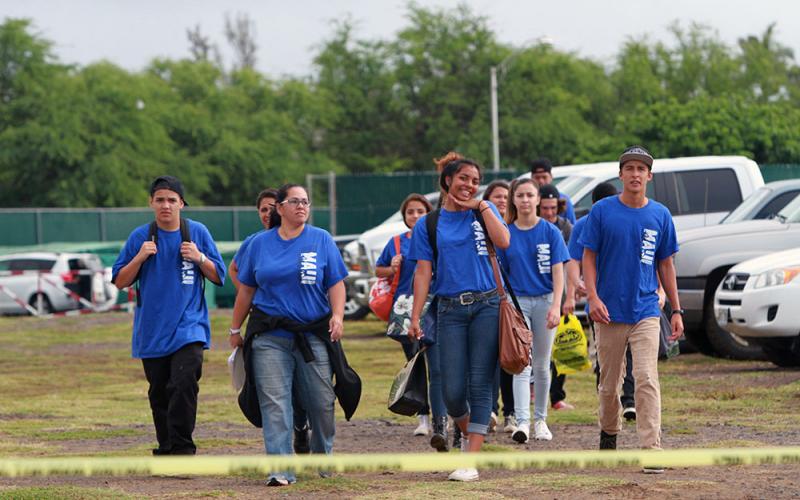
left=0, top=311, right=799, bottom=498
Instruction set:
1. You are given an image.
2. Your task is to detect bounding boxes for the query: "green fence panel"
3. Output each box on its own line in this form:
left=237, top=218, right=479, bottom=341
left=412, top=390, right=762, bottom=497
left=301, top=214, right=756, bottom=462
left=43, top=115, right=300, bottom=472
left=104, top=211, right=153, bottom=240
left=0, top=213, right=37, bottom=246
left=182, top=210, right=235, bottom=241
left=236, top=209, right=264, bottom=241
left=41, top=211, right=101, bottom=243
left=760, top=164, right=800, bottom=183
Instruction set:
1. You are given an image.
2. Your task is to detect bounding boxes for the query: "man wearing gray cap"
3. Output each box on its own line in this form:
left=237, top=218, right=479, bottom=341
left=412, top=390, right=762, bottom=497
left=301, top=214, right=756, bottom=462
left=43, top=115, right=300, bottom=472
left=579, top=146, right=683, bottom=474
left=112, top=175, right=226, bottom=455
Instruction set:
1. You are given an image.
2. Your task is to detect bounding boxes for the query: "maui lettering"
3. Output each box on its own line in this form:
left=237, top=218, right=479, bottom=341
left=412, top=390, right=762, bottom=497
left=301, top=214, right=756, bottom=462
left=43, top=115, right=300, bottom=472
left=537, top=243, right=551, bottom=274
left=181, top=259, right=195, bottom=285
left=471, top=221, right=489, bottom=256
left=300, top=252, right=318, bottom=285
left=640, top=229, right=658, bottom=266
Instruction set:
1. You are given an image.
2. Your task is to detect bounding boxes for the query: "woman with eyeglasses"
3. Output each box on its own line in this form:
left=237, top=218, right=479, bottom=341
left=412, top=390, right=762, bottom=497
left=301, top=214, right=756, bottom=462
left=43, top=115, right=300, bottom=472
left=408, top=152, right=510, bottom=482
left=228, top=183, right=347, bottom=487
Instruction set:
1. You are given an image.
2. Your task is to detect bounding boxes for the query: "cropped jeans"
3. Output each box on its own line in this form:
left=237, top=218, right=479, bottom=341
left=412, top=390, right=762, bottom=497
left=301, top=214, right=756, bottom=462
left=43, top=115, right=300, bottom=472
left=251, top=333, right=335, bottom=483
left=437, top=293, right=500, bottom=436
left=513, top=294, right=556, bottom=425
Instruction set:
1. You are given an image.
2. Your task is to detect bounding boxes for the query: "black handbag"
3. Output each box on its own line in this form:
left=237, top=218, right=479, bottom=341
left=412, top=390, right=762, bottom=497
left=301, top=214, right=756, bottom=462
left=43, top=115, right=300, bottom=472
left=387, top=347, right=428, bottom=416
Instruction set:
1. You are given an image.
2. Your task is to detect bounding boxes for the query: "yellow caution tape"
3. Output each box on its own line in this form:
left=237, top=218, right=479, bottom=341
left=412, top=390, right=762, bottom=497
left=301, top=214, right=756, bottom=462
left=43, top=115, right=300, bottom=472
left=1, top=447, right=799, bottom=477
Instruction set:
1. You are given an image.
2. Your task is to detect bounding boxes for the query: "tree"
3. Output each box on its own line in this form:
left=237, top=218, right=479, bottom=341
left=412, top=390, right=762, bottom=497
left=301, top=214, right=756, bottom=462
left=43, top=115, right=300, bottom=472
left=224, top=13, right=257, bottom=71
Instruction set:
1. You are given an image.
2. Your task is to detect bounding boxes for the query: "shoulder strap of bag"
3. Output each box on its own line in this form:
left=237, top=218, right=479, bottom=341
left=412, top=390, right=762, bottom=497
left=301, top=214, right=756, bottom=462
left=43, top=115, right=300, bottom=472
left=148, top=221, right=158, bottom=246
left=180, top=217, right=191, bottom=242
left=390, top=235, right=402, bottom=288
left=426, top=209, right=441, bottom=265
left=474, top=209, right=524, bottom=315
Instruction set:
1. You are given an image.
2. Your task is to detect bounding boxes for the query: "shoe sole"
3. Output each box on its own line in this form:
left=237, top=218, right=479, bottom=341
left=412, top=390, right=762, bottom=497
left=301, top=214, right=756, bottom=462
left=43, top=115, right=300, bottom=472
left=642, top=468, right=665, bottom=474
left=534, top=435, right=552, bottom=441
left=623, top=412, right=636, bottom=422
left=430, top=434, right=448, bottom=452
left=511, top=430, right=528, bottom=444
left=448, top=474, right=479, bottom=482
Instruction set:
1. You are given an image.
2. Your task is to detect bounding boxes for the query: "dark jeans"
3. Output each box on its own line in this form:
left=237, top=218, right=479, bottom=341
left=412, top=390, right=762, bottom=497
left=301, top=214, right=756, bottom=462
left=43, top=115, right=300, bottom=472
left=141, top=341, right=204, bottom=454
left=402, top=341, right=430, bottom=416
left=549, top=363, right=567, bottom=404
left=591, top=321, right=635, bottom=408
left=492, top=366, right=515, bottom=417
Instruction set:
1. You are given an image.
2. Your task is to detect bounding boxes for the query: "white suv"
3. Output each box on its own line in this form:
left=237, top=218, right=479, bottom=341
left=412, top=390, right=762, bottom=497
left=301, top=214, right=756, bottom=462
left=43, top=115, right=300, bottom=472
left=0, top=252, right=117, bottom=315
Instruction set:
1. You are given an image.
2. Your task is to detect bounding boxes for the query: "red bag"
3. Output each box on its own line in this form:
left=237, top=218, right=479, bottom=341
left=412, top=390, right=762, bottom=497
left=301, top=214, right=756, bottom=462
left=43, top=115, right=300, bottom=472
left=369, top=235, right=402, bottom=321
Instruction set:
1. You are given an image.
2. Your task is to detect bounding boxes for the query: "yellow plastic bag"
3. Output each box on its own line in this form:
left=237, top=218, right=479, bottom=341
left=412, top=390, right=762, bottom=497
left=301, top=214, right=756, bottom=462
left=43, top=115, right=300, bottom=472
left=552, top=315, right=591, bottom=375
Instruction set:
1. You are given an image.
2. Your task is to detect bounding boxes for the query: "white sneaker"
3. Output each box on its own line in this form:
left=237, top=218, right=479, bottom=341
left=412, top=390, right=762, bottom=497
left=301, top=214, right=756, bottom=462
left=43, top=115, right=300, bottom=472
left=488, top=412, right=498, bottom=433
left=512, top=422, right=529, bottom=444
left=414, top=415, right=430, bottom=436
left=503, top=415, right=518, bottom=433
left=533, top=420, right=552, bottom=441
left=448, top=468, right=479, bottom=482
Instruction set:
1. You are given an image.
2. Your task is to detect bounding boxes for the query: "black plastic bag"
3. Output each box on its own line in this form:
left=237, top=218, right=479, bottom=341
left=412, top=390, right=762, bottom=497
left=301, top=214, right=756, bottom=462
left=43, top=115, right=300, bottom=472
left=388, top=347, right=428, bottom=416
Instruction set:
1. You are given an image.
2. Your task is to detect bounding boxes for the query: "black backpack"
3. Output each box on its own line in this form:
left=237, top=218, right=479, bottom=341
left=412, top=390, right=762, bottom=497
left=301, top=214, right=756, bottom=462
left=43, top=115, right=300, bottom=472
left=136, top=218, right=194, bottom=306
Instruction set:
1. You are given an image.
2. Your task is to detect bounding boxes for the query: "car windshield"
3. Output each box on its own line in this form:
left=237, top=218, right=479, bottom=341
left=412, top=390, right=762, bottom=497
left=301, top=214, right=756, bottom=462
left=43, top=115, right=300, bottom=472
left=557, top=175, right=595, bottom=199
left=778, top=193, right=800, bottom=223
left=722, top=187, right=771, bottom=224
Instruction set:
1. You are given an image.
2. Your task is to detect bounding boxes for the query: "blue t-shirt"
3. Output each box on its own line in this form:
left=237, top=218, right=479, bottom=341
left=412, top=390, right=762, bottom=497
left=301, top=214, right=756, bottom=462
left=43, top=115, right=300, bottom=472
left=567, top=216, right=587, bottom=261
left=579, top=196, right=678, bottom=324
left=562, top=193, right=576, bottom=224
left=497, top=220, right=569, bottom=297
left=408, top=203, right=505, bottom=297
left=376, top=232, right=415, bottom=301
left=237, top=225, right=348, bottom=338
left=112, top=220, right=227, bottom=359
left=232, top=229, right=265, bottom=265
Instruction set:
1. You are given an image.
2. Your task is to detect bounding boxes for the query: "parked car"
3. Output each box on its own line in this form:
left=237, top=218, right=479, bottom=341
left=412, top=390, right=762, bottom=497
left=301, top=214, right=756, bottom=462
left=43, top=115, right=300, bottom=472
left=675, top=193, right=800, bottom=360
left=714, top=248, right=800, bottom=367
left=0, top=252, right=117, bottom=315
left=719, top=180, right=800, bottom=225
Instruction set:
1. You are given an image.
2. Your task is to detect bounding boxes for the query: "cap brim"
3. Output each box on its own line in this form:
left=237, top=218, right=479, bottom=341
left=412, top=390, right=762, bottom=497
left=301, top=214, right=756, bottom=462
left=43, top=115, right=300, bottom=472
left=620, top=153, right=653, bottom=167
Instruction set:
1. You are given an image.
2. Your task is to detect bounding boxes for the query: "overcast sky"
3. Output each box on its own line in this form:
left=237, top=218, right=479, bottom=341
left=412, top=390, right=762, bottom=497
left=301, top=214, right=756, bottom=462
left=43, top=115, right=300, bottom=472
left=4, top=0, right=797, bottom=77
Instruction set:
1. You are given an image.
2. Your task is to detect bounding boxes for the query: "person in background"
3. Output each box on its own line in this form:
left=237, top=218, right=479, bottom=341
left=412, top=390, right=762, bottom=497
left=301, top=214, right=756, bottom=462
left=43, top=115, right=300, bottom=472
left=581, top=146, right=683, bottom=474
left=228, top=183, right=347, bottom=486
left=409, top=152, right=510, bottom=482
left=228, top=188, right=312, bottom=453
left=537, top=183, right=575, bottom=411
left=112, top=175, right=226, bottom=456
left=497, top=178, right=568, bottom=443
left=530, top=158, right=576, bottom=224
left=482, top=180, right=515, bottom=434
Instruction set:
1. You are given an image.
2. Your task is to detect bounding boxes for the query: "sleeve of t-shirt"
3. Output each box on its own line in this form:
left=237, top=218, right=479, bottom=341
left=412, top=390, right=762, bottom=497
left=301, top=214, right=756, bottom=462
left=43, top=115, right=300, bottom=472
left=111, top=226, right=145, bottom=283
left=655, top=209, right=680, bottom=260
left=563, top=194, right=576, bottom=224
left=579, top=204, right=603, bottom=253
left=551, top=226, right=571, bottom=264
left=408, top=214, right=433, bottom=262
left=567, top=221, right=583, bottom=261
left=323, top=232, right=348, bottom=290
left=236, top=235, right=259, bottom=288
left=195, top=222, right=227, bottom=286
left=375, top=237, right=396, bottom=267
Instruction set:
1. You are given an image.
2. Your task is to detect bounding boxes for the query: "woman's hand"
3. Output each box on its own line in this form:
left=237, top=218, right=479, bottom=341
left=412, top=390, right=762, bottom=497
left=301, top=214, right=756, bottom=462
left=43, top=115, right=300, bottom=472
left=329, top=314, right=344, bottom=342
left=408, top=317, right=424, bottom=340
left=391, top=254, right=403, bottom=274
left=546, top=305, right=561, bottom=330
left=229, top=332, right=243, bottom=349
left=448, top=193, right=482, bottom=211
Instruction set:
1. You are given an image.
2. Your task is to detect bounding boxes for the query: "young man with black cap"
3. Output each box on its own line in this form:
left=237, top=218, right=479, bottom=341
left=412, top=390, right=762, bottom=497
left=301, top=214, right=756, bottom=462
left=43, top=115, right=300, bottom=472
left=579, top=146, right=683, bottom=474
left=530, top=158, right=576, bottom=224
left=113, top=175, right=226, bottom=455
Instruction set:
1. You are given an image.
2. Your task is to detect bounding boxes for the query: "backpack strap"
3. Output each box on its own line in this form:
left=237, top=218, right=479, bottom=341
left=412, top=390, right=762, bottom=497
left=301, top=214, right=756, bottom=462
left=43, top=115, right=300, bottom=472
left=426, top=209, right=441, bottom=264
left=148, top=221, right=158, bottom=246
left=180, top=218, right=191, bottom=242
left=137, top=218, right=198, bottom=307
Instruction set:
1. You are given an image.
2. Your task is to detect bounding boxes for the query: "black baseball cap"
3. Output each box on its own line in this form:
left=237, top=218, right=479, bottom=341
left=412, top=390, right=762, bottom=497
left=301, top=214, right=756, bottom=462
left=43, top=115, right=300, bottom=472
left=539, top=183, right=560, bottom=200
left=150, top=175, right=187, bottom=205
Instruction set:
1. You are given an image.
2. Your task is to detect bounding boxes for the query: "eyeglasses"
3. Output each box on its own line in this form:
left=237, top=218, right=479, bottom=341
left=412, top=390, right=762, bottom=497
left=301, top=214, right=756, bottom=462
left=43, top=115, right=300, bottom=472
left=281, top=198, right=311, bottom=207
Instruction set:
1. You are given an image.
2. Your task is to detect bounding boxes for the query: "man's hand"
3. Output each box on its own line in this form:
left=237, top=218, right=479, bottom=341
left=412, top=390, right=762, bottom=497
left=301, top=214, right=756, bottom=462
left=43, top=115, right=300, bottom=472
left=562, top=295, right=576, bottom=317
left=180, top=241, right=202, bottom=263
left=329, top=314, right=344, bottom=342
left=229, top=333, right=243, bottom=349
left=135, top=240, right=157, bottom=263
left=576, top=279, right=587, bottom=297
left=669, top=313, right=684, bottom=341
left=588, top=295, right=611, bottom=324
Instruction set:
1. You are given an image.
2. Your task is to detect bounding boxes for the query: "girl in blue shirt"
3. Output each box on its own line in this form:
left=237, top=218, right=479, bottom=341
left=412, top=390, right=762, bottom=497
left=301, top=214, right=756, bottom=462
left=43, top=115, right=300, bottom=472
left=496, top=178, right=569, bottom=444
left=408, top=152, right=510, bottom=483
left=228, top=184, right=347, bottom=487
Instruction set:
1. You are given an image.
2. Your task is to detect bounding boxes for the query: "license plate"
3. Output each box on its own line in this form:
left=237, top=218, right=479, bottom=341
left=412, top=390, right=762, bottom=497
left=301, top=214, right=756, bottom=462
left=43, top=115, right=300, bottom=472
left=716, top=308, right=729, bottom=326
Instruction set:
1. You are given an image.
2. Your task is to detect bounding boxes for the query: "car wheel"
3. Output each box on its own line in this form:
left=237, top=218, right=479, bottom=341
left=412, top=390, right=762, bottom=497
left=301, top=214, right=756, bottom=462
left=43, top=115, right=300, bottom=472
left=703, top=306, right=767, bottom=360
left=344, top=296, right=370, bottom=321
left=28, top=293, right=53, bottom=315
left=759, top=338, right=800, bottom=368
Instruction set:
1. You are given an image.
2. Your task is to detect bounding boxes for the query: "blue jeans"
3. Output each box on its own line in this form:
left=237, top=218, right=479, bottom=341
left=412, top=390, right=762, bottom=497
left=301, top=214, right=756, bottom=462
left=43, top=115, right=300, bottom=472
left=437, top=294, right=500, bottom=435
left=513, top=294, right=556, bottom=424
left=251, top=333, right=335, bottom=482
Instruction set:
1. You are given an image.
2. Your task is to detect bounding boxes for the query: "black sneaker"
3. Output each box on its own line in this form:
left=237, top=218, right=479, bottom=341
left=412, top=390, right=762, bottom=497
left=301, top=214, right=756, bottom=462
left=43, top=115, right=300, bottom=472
left=452, top=426, right=462, bottom=450
left=152, top=448, right=171, bottom=456
left=599, top=431, right=617, bottom=450
left=293, top=425, right=310, bottom=454
left=623, top=406, right=636, bottom=422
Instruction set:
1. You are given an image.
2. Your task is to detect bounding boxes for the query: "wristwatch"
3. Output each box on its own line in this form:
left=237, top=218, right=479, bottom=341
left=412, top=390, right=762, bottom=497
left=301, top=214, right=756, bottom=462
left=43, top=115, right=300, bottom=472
left=199, top=253, right=207, bottom=265
left=229, top=327, right=241, bottom=336
left=670, top=309, right=685, bottom=316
